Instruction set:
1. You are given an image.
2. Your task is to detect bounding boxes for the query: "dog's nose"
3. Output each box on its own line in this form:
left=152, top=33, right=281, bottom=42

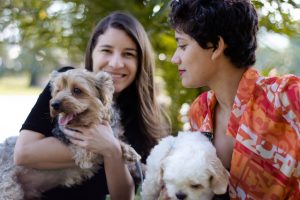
left=176, top=191, right=187, bottom=200
left=51, top=101, right=61, bottom=111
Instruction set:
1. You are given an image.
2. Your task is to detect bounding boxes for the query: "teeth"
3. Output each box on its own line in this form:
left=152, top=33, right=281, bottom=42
left=111, top=74, right=124, bottom=78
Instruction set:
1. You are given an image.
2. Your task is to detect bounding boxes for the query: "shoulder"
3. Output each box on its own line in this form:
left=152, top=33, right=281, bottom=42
left=256, top=73, right=299, bottom=92
left=256, top=74, right=300, bottom=109
left=56, top=66, right=75, bottom=73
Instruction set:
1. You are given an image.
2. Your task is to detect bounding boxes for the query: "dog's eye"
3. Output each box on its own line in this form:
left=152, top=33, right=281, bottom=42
left=190, top=184, right=203, bottom=189
left=53, top=89, right=60, bottom=94
left=73, top=88, right=82, bottom=95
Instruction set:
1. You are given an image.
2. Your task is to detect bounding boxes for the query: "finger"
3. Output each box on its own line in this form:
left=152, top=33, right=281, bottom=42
left=69, top=138, right=86, bottom=146
left=65, top=126, right=85, bottom=133
left=64, top=129, right=85, bottom=141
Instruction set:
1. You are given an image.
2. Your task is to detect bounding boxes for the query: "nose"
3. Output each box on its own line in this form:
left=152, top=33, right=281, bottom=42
left=108, top=54, right=124, bottom=68
left=176, top=191, right=187, bottom=200
left=51, top=101, right=61, bottom=111
left=171, top=51, right=180, bottom=65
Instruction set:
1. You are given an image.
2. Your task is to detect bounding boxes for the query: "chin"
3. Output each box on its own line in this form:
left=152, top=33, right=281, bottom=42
left=182, top=82, right=195, bottom=88
left=113, top=86, right=124, bottom=93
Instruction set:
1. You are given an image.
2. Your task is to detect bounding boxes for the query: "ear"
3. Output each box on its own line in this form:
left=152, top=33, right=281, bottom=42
left=49, top=70, right=59, bottom=83
left=49, top=70, right=61, bottom=92
left=94, top=71, right=114, bottom=106
left=208, top=156, right=229, bottom=194
left=211, top=36, right=227, bottom=61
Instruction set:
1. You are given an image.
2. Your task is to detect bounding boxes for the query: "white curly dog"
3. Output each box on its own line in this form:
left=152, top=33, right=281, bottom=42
left=142, top=131, right=229, bottom=200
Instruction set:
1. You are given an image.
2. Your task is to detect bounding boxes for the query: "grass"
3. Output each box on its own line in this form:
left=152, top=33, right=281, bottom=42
left=0, top=75, right=41, bottom=95
left=106, top=187, right=142, bottom=200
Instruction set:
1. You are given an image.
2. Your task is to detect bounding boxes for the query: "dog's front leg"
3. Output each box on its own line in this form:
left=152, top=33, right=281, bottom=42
left=119, top=142, right=141, bottom=162
left=70, top=145, right=98, bottom=169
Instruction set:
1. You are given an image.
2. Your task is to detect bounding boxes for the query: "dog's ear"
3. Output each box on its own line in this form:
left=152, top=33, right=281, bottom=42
left=49, top=70, right=61, bottom=94
left=49, top=70, right=60, bottom=84
left=94, top=71, right=114, bottom=106
left=208, top=157, right=229, bottom=195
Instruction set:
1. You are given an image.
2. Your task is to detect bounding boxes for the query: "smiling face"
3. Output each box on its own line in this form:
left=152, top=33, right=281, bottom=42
left=91, top=27, right=138, bottom=93
left=171, top=31, right=216, bottom=89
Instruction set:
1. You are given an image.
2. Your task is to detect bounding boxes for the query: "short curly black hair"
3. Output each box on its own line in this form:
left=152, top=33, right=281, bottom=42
left=169, top=0, right=258, bottom=68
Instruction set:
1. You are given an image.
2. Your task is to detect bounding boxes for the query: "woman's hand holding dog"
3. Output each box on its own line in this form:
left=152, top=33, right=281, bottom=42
left=63, top=121, right=122, bottom=158
left=64, top=122, right=135, bottom=200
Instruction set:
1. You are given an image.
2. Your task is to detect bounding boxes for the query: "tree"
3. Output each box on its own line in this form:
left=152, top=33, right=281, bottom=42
left=1, top=0, right=299, bottom=131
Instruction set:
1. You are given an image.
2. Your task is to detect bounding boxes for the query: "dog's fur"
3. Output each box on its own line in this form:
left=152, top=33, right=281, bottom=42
left=0, top=68, right=141, bottom=200
left=141, top=131, right=229, bottom=200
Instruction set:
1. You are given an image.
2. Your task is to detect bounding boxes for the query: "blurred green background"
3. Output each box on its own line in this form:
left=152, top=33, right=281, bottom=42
left=1, top=0, right=300, bottom=133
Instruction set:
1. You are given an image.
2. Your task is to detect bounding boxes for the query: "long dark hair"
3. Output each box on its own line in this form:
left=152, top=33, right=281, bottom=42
left=85, top=12, right=169, bottom=160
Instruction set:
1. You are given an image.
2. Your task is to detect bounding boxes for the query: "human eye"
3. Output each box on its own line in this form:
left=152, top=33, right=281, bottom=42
left=178, top=44, right=187, bottom=50
left=100, top=48, right=111, bottom=54
left=124, top=51, right=137, bottom=58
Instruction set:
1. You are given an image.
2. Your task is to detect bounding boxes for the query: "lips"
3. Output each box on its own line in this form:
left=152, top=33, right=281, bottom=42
left=105, top=71, right=126, bottom=80
left=111, top=74, right=125, bottom=79
left=178, top=69, right=186, bottom=76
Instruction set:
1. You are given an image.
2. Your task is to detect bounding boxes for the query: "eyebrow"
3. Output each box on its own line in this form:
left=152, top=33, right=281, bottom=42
left=175, top=36, right=186, bottom=42
left=124, top=48, right=137, bottom=52
left=98, top=45, right=137, bottom=52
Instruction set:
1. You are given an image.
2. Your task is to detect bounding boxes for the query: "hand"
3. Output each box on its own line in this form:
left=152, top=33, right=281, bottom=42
left=63, top=121, right=121, bottom=157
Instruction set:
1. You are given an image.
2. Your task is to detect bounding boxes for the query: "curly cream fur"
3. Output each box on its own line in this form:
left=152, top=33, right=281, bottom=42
left=142, top=131, right=229, bottom=200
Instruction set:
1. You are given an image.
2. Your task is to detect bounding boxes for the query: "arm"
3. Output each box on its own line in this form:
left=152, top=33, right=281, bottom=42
left=103, top=139, right=135, bottom=200
left=64, top=122, right=135, bottom=200
left=14, top=130, right=75, bottom=169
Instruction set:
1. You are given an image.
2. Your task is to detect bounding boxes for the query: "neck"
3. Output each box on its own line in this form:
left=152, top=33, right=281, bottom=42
left=210, top=65, right=247, bottom=110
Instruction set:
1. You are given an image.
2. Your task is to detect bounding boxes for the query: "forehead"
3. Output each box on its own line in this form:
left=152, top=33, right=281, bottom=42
left=175, top=31, right=191, bottom=42
left=96, top=27, right=137, bottom=49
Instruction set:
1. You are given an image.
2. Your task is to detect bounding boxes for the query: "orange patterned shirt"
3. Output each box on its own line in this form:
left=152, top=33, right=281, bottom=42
left=189, top=67, right=300, bottom=200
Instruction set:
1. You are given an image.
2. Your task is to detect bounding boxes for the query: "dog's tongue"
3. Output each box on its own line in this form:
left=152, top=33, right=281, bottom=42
left=58, top=114, right=74, bottom=126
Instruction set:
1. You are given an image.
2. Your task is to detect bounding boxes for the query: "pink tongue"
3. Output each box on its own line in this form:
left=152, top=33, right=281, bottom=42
left=58, top=114, right=74, bottom=126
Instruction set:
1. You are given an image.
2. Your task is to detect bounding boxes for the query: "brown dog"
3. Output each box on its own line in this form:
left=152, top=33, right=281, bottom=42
left=0, top=68, right=141, bottom=200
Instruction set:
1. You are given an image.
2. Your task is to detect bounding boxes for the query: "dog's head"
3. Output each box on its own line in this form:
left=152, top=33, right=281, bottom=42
left=49, top=68, right=114, bottom=128
left=161, top=132, right=229, bottom=200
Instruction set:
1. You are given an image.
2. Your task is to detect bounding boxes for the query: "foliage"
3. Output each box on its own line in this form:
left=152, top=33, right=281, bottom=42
left=0, top=0, right=299, bottom=131
left=0, top=74, right=41, bottom=95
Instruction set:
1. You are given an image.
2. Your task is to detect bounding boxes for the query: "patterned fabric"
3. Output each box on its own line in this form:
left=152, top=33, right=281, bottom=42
left=189, top=67, right=300, bottom=200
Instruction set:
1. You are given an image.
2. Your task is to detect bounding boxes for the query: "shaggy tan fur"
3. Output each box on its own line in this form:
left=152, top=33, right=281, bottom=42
left=0, top=68, right=141, bottom=200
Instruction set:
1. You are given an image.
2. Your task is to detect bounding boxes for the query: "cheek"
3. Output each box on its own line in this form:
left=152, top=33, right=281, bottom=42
left=131, top=66, right=138, bottom=79
left=92, top=54, right=106, bottom=72
left=92, top=51, right=107, bottom=72
left=128, top=61, right=138, bottom=79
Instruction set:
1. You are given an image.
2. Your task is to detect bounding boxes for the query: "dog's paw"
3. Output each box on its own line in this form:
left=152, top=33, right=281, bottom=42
left=127, top=162, right=146, bottom=184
